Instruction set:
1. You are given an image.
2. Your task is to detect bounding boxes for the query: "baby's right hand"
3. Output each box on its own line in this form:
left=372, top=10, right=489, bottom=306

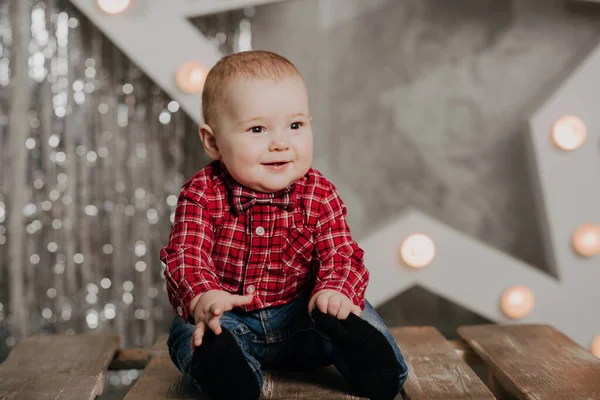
left=190, top=290, right=253, bottom=350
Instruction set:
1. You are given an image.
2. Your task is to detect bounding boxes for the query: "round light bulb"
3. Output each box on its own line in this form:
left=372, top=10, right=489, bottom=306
left=551, top=115, right=587, bottom=151
left=572, top=224, right=600, bottom=258
left=591, top=335, right=600, bottom=359
left=176, top=61, right=208, bottom=94
left=399, top=233, right=435, bottom=268
left=501, top=285, right=534, bottom=319
left=97, top=0, right=130, bottom=14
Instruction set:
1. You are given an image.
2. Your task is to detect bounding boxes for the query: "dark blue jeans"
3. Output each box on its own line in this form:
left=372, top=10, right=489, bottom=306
left=167, top=291, right=408, bottom=397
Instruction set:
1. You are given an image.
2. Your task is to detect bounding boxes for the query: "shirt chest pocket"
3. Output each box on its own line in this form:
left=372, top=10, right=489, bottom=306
left=281, top=225, right=315, bottom=273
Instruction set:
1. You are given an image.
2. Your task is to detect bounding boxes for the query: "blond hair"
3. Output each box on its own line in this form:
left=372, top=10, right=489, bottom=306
left=201, top=50, right=302, bottom=125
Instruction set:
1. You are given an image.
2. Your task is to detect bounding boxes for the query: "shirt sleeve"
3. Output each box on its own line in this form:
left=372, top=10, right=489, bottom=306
left=159, top=189, right=222, bottom=323
left=310, top=185, right=370, bottom=309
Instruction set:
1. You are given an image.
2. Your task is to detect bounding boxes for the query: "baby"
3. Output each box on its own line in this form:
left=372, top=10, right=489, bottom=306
left=160, top=50, right=408, bottom=400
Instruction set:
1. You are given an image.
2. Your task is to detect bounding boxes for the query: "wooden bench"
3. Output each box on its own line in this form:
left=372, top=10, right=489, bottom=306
left=1, top=324, right=600, bottom=399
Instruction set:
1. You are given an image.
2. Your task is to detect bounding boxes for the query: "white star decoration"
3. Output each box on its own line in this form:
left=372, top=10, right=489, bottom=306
left=68, top=0, right=290, bottom=125
left=363, top=46, right=600, bottom=348
left=68, top=0, right=600, bottom=348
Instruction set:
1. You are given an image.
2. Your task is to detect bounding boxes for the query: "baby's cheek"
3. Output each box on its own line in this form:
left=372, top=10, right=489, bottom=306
left=236, top=141, right=263, bottom=163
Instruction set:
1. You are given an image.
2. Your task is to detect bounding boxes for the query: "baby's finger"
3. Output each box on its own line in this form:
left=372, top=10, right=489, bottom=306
left=351, top=304, right=362, bottom=317
left=315, top=292, right=332, bottom=314
left=209, top=301, right=224, bottom=317
left=191, top=321, right=207, bottom=350
left=327, top=295, right=342, bottom=317
left=218, top=294, right=252, bottom=314
left=336, top=303, right=351, bottom=320
left=229, top=294, right=254, bottom=307
left=207, top=314, right=222, bottom=335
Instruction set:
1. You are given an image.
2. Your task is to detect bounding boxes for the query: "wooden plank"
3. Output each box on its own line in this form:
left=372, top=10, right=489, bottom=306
left=458, top=324, right=600, bottom=399
left=0, top=333, right=120, bottom=400
left=125, top=334, right=366, bottom=399
left=261, top=367, right=365, bottom=399
left=391, top=327, right=495, bottom=399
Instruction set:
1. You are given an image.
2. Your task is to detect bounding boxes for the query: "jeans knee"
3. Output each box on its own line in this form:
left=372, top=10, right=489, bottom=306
left=167, top=316, right=187, bottom=346
left=166, top=316, right=195, bottom=369
left=360, top=301, right=388, bottom=333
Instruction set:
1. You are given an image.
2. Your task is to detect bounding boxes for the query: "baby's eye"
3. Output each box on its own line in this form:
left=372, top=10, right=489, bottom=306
left=290, top=122, right=303, bottom=130
left=249, top=126, right=265, bottom=133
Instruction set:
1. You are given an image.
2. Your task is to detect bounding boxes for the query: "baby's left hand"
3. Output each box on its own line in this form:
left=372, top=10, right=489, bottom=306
left=308, top=289, right=362, bottom=320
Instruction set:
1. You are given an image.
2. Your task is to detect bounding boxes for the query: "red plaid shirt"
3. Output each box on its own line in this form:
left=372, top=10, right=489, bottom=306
left=160, top=161, right=369, bottom=323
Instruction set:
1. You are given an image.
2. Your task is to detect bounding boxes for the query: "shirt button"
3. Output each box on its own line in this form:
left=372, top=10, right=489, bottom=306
left=176, top=306, right=183, bottom=316
left=255, top=226, right=265, bottom=236
left=246, top=285, right=256, bottom=294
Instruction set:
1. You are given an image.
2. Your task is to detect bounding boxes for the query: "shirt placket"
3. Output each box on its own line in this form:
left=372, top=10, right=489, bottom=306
left=244, top=204, right=272, bottom=308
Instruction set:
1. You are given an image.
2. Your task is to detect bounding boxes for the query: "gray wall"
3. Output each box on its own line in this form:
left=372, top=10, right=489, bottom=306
left=249, top=0, right=600, bottom=337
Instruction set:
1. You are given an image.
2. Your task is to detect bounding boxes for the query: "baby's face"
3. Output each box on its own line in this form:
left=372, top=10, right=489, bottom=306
left=213, top=76, right=313, bottom=193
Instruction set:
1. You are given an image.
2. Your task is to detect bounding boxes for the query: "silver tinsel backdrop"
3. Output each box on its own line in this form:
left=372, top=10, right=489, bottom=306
left=0, top=0, right=252, bottom=370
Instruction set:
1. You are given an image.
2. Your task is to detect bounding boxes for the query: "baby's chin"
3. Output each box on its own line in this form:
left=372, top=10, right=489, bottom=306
left=251, top=181, right=294, bottom=193
left=242, top=174, right=298, bottom=193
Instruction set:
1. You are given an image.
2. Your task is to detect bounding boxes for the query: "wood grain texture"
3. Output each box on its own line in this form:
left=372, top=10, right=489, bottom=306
left=391, top=326, right=495, bottom=399
left=261, top=367, right=366, bottom=399
left=0, top=333, right=120, bottom=400
left=458, top=324, right=600, bottom=399
left=125, top=334, right=367, bottom=399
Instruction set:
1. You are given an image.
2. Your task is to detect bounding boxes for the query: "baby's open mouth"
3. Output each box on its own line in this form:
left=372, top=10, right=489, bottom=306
left=263, top=162, right=289, bottom=166
left=262, top=161, right=291, bottom=170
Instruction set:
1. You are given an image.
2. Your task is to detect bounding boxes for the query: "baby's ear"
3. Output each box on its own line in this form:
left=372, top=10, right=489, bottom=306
left=198, top=124, right=221, bottom=160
